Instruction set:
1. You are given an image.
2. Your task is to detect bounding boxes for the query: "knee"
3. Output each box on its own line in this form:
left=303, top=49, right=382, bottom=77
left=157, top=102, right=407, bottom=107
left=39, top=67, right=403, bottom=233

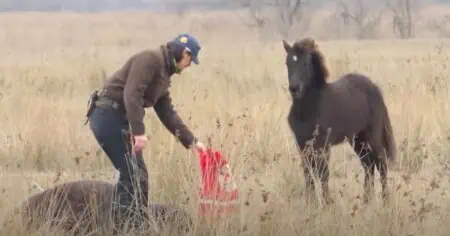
left=139, top=171, right=149, bottom=184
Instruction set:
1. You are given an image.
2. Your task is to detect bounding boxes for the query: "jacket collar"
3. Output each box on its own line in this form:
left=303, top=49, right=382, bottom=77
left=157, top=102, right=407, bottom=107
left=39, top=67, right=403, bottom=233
left=160, top=45, right=176, bottom=77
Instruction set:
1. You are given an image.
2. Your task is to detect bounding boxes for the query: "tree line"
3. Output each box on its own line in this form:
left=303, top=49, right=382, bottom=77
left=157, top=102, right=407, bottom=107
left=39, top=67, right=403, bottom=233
left=0, top=0, right=447, bottom=12
left=0, top=0, right=236, bottom=12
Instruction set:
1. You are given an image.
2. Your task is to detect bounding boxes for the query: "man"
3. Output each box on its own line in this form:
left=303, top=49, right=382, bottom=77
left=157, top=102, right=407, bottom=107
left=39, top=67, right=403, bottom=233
left=86, top=33, right=206, bottom=230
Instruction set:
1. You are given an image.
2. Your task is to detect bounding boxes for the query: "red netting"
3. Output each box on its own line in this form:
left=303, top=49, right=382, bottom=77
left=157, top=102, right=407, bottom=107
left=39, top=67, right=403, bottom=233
left=197, top=148, right=239, bottom=218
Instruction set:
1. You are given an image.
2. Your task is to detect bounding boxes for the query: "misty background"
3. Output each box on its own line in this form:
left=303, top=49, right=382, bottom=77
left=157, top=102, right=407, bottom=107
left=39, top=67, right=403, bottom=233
left=0, top=0, right=448, bottom=12
left=0, top=0, right=237, bottom=12
left=0, top=0, right=449, bottom=40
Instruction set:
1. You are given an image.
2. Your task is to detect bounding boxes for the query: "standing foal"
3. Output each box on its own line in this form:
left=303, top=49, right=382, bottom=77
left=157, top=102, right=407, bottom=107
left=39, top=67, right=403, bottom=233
left=283, top=38, right=396, bottom=205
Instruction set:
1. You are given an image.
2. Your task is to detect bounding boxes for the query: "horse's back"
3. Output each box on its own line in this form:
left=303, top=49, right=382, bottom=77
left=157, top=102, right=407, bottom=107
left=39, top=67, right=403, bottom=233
left=10, top=179, right=193, bottom=233
left=23, top=179, right=114, bottom=212
left=316, top=73, right=381, bottom=142
left=325, top=72, right=383, bottom=115
left=18, top=180, right=115, bottom=229
left=331, top=72, right=378, bottom=93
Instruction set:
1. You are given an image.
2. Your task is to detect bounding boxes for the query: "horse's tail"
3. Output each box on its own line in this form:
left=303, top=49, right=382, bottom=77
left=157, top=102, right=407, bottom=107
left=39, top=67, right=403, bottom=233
left=381, top=101, right=397, bottom=167
left=371, top=85, right=397, bottom=168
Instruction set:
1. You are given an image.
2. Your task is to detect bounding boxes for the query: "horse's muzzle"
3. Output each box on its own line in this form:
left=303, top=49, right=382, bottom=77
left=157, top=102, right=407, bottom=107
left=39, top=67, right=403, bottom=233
left=289, top=86, right=299, bottom=94
left=289, top=84, right=304, bottom=99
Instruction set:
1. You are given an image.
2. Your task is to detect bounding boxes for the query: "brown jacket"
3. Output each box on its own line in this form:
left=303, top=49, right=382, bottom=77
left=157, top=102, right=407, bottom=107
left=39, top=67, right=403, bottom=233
left=100, top=45, right=196, bottom=149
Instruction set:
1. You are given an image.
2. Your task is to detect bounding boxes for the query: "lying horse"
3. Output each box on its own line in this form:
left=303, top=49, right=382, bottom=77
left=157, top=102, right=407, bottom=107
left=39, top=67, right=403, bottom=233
left=283, top=38, right=396, bottom=205
left=5, top=179, right=192, bottom=235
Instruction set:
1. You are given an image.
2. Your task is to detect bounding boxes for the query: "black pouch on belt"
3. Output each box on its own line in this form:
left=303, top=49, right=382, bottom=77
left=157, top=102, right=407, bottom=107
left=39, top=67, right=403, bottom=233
left=84, top=90, right=99, bottom=125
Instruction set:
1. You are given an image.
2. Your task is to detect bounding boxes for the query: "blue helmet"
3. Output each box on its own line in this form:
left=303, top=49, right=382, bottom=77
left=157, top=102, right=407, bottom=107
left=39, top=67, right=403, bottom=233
left=170, top=33, right=201, bottom=64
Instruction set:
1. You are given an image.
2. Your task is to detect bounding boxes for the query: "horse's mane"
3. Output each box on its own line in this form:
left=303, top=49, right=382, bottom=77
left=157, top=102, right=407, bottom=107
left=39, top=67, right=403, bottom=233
left=292, top=37, right=329, bottom=87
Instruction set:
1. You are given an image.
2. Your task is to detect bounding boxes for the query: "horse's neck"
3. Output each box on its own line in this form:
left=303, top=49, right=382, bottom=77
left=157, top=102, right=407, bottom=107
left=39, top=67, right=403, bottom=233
left=290, top=88, right=321, bottom=119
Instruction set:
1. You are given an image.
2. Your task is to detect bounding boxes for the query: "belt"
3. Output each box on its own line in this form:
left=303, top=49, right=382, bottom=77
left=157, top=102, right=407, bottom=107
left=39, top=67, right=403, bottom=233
left=95, top=95, right=122, bottom=110
left=84, top=90, right=125, bottom=126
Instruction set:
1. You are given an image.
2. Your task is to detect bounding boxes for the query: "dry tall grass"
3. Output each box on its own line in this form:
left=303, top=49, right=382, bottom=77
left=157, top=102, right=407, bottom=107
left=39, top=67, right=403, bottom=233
left=0, top=8, right=450, bottom=236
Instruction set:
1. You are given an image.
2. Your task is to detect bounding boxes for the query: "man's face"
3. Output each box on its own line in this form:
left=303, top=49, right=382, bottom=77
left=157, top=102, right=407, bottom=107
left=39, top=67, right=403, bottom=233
left=175, top=49, right=192, bottom=73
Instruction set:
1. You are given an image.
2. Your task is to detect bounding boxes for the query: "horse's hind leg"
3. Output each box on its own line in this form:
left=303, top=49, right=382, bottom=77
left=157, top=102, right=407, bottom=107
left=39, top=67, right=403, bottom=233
left=352, top=135, right=376, bottom=204
left=374, top=151, right=390, bottom=204
left=366, top=143, right=391, bottom=206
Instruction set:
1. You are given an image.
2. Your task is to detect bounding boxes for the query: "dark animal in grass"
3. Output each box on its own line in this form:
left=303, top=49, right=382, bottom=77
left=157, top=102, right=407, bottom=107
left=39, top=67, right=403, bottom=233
left=5, top=180, right=192, bottom=235
left=282, top=38, right=397, bottom=205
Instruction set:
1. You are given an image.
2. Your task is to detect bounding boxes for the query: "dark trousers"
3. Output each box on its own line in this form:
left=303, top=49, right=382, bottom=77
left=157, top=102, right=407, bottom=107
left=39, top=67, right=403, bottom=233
left=88, top=105, right=149, bottom=227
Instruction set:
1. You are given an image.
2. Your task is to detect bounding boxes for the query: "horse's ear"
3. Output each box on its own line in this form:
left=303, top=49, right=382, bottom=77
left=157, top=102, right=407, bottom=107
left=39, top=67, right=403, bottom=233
left=283, top=40, right=292, bottom=53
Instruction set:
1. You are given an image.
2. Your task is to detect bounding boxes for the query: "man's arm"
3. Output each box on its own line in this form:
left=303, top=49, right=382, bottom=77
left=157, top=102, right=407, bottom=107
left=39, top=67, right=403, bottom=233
left=123, top=52, right=157, bottom=136
left=153, top=91, right=197, bottom=149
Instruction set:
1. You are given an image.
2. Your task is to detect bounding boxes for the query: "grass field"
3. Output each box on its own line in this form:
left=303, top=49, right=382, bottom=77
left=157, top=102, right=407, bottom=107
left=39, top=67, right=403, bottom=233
left=0, top=6, right=450, bottom=235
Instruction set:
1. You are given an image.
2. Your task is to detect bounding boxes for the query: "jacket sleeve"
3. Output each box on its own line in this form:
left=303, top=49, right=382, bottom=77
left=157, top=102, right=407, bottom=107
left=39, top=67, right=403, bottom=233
left=123, top=53, right=157, bottom=136
left=153, top=91, right=197, bottom=149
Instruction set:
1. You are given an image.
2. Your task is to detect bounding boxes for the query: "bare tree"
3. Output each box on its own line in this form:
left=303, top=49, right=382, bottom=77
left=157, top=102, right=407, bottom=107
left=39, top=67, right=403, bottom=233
left=233, top=0, right=267, bottom=29
left=271, top=0, right=310, bottom=38
left=384, top=0, right=417, bottom=39
left=337, top=0, right=384, bottom=39
left=428, top=14, right=450, bottom=38
left=233, top=0, right=310, bottom=38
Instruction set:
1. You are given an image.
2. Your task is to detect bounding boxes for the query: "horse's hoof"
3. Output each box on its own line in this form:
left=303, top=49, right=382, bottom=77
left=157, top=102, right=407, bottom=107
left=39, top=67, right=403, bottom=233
left=362, top=191, right=375, bottom=205
left=362, top=197, right=372, bottom=205
left=382, top=192, right=393, bottom=207
left=304, top=194, right=319, bottom=207
left=324, top=196, right=334, bottom=206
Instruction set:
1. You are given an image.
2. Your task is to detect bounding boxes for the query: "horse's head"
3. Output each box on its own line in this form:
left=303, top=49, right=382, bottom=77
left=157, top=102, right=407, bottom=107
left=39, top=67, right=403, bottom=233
left=283, top=38, right=329, bottom=99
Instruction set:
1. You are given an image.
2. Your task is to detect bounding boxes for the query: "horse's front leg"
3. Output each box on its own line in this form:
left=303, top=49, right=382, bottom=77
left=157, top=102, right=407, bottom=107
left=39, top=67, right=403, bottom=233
left=301, top=153, right=317, bottom=205
left=293, top=130, right=320, bottom=205
left=316, top=147, right=333, bottom=205
left=299, top=142, right=320, bottom=206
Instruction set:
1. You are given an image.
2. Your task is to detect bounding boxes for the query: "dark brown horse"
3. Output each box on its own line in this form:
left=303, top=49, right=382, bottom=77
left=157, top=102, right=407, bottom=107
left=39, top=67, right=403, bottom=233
left=5, top=180, right=192, bottom=235
left=282, top=38, right=396, bottom=205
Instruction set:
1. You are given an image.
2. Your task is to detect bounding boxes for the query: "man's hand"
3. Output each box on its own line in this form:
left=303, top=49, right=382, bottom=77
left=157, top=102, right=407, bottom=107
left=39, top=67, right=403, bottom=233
left=133, top=135, right=149, bottom=152
left=191, top=140, right=206, bottom=156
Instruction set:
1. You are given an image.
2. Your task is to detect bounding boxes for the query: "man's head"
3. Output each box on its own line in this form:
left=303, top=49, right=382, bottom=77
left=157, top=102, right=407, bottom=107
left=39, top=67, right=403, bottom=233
left=167, top=33, right=201, bottom=74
